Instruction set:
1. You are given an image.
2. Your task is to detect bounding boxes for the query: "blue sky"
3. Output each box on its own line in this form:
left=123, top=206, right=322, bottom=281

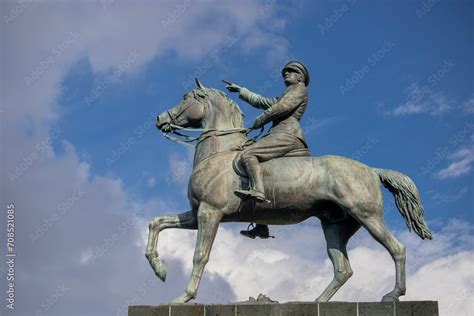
left=57, top=0, right=472, bottom=221
left=1, top=1, right=473, bottom=315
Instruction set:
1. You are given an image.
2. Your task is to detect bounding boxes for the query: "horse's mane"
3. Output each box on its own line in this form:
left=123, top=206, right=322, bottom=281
left=205, top=87, right=244, bottom=128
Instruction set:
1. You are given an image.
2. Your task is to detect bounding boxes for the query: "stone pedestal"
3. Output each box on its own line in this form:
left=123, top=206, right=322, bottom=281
left=129, top=301, right=439, bottom=316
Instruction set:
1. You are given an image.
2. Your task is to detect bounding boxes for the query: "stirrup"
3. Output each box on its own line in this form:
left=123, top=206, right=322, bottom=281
left=240, top=223, right=274, bottom=239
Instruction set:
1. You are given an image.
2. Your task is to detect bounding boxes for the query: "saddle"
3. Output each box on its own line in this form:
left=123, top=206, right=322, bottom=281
left=232, top=147, right=311, bottom=178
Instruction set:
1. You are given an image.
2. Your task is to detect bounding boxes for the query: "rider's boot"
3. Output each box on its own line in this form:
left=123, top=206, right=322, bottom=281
left=240, top=224, right=274, bottom=239
left=235, top=157, right=268, bottom=203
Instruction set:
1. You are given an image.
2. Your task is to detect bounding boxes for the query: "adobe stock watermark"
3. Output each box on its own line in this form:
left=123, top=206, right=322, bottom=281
left=318, top=0, right=356, bottom=35
left=395, top=59, right=455, bottom=116
left=6, top=203, right=16, bottom=310
left=416, top=0, right=440, bottom=19
left=419, top=121, right=474, bottom=176
left=24, top=31, right=80, bottom=87
left=84, top=50, right=139, bottom=107
left=30, top=186, right=84, bottom=243
left=116, top=278, right=160, bottom=316
left=160, top=0, right=193, bottom=29
left=428, top=59, right=455, bottom=86
left=350, top=136, right=379, bottom=161
left=106, top=113, right=155, bottom=167
left=3, top=0, right=39, bottom=25
left=182, top=35, right=238, bottom=91
left=340, top=40, right=395, bottom=96
left=8, top=126, right=63, bottom=182
left=34, top=283, right=70, bottom=316
left=86, top=209, right=142, bottom=265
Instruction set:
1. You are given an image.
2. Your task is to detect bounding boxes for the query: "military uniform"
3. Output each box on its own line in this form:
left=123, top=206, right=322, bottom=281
left=228, top=61, right=310, bottom=239
left=238, top=82, right=309, bottom=162
left=235, top=61, right=310, bottom=204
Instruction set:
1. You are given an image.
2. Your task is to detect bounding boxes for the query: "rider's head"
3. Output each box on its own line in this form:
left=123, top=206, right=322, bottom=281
left=282, top=61, right=310, bottom=87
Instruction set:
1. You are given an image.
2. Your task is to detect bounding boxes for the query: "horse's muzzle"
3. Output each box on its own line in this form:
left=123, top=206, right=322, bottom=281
left=156, top=115, right=172, bottom=132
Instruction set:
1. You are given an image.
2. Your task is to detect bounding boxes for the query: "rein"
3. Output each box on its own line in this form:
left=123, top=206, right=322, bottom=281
left=159, top=123, right=263, bottom=149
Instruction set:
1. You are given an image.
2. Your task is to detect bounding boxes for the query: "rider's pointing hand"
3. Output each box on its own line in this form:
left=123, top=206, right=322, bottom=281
left=222, top=80, right=242, bottom=93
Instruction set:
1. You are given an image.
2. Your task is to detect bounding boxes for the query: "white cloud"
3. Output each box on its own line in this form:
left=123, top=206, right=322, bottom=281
left=388, top=83, right=454, bottom=116
left=428, top=187, right=468, bottom=203
left=463, top=97, right=474, bottom=114
left=436, top=147, right=474, bottom=179
left=79, top=249, right=94, bottom=265
left=430, top=93, right=455, bottom=115
left=408, top=252, right=474, bottom=316
left=166, top=150, right=194, bottom=186
left=146, top=176, right=156, bottom=188
left=392, top=102, right=427, bottom=116
left=137, top=218, right=474, bottom=314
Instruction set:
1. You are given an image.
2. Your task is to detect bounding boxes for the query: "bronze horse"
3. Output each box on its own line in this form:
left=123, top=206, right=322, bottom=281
left=146, top=79, right=432, bottom=303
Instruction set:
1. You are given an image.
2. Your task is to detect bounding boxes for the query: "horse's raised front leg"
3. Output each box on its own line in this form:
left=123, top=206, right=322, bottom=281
left=171, top=203, right=223, bottom=303
left=145, top=211, right=197, bottom=281
left=315, top=218, right=361, bottom=302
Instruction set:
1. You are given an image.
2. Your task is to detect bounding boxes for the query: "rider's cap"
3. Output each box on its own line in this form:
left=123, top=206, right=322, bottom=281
left=282, top=61, right=310, bottom=86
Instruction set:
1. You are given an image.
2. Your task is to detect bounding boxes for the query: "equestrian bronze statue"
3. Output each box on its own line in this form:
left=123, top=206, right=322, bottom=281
left=146, top=70, right=432, bottom=304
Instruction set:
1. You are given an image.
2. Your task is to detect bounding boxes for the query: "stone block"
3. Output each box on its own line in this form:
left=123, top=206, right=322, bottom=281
left=235, top=303, right=275, bottom=316
left=276, top=302, right=318, bottom=315
left=205, top=304, right=235, bottom=316
left=319, top=302, right=357, bottom=316
left=396, top=301, right=439, bottom=316
left=170, top=304, right=204, bottom=316
left=358, top=302, right=394, bottom=316
left=129, top=305, right=169, bottom=316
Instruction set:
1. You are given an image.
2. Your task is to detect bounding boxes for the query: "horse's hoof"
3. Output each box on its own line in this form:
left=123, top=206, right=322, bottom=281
left=170, top=293, right=194, bottom=304
left=153, top=259, right=167, bottom=282
left=146, top=252, right=167, bottom=282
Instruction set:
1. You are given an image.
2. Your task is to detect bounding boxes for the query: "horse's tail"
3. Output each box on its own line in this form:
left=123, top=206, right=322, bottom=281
left=374, top=168, right=433, bottom=240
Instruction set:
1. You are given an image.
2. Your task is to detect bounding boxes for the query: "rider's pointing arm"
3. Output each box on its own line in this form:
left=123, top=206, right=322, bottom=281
left=239, top=88, right=279, bottom=110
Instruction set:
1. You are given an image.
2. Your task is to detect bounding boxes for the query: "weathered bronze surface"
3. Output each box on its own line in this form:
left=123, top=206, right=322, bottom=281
left=146, top=73, right=433, bottom=304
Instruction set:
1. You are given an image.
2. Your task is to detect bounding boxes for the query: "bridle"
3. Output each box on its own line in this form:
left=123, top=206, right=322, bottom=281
left=166, top=93, right=197, bottom=127
left=159, top=89, right=262, bottom=149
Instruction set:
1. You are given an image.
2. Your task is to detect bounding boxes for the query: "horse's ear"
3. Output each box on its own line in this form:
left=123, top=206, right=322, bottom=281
left=195, top=78, right=205, bottom=90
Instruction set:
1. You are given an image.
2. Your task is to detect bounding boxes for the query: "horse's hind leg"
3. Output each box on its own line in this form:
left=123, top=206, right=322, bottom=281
left=145, top=211, right=197, bottom=281
left=172, top=202, right=223, bottom=303
left=315, top=217, right=361, bottom=302
left=357, top=213, right=406, bottom=302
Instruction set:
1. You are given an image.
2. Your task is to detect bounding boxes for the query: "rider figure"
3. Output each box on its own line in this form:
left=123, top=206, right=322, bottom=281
left=224, top=61, right=310, bottom=239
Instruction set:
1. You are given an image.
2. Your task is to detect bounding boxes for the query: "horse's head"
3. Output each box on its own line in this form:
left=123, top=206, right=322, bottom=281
left=156, top=78, right=243, bottom=133
left=156, top=78, right=211, bottom=132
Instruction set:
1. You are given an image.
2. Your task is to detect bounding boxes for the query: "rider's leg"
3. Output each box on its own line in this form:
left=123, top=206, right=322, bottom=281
left=235, top=155, right=266, bottom=201
left=235, top=133, right=300, bottom=201
left=236, top=133, right=305, bottom=239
